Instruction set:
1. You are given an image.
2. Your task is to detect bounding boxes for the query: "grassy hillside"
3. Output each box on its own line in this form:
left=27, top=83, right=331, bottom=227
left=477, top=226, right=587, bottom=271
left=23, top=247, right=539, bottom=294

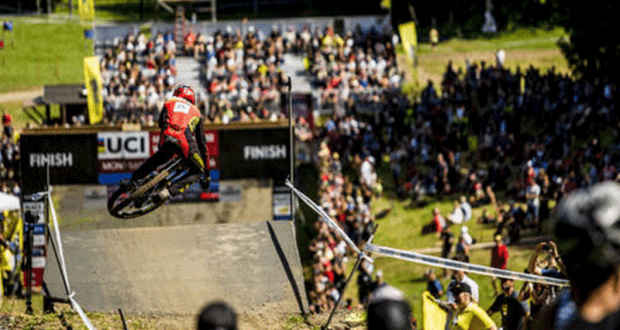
left=0, top=18, right=90, bottom=93
left=409, top=27, right=569, bottom=92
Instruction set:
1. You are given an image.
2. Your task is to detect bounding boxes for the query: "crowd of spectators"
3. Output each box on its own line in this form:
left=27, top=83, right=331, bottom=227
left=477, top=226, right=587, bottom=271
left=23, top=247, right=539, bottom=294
left=298, top=38, right=620, bottom=326
left=99, top=31, right=178, bottom=125
left=0, top=114, right=20, bottom=196
left=201, top=27, right=289, bottom=124
left=95, top=25, right=406, bottom=126
left=427, top=238, right=566, bottom=330
left=379, top=58, right=620, bottom=241
left=306, top=122, right=386, bottom=313
left=306, top=26, right=403, bottom=119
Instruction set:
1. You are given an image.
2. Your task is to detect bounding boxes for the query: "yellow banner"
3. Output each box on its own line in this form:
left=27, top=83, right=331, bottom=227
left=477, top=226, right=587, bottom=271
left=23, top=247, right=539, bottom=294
left=78, top=0, right=95, bottom=22
left=422, top=291, right=447, bottom=330
left=398, top=21, right=418, bottom=63
left=84, top=56, right=104, bottom=124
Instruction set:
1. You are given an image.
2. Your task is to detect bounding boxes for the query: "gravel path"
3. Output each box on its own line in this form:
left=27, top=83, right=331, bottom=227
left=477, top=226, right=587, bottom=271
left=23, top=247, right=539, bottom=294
left=0, top=87, right=42, bottom=103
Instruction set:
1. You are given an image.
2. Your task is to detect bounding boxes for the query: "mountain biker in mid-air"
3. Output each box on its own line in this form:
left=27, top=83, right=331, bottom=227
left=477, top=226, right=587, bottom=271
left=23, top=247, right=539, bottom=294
left=121, top=84, right=210, bottom=200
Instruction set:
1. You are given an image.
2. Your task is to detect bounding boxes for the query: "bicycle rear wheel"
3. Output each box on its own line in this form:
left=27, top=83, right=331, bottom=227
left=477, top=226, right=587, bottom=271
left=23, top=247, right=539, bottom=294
left=107, top=157, right=183, bottom=219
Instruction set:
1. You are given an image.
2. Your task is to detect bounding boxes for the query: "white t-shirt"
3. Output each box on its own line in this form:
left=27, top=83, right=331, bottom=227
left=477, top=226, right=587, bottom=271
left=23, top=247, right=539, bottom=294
left=526, top=183, right=541, bottom=206
left=449, top=207, right=464, bottom=224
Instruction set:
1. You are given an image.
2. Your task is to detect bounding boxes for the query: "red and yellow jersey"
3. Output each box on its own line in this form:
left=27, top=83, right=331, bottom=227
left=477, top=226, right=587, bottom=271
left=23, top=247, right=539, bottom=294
left=159, top=97, right=202, bottom=157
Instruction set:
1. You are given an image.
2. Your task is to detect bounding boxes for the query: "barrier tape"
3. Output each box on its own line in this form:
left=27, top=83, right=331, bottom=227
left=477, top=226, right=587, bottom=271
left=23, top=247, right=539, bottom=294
left=365, top=244, right=569, bottom=287
left=285, top=181, right=569, bottom=287
left=46, top=191, right=72, bottom=294
left=285, top=180, right=362, bottom=255
left=70, top=296, right=97, bottom=330
left=43, top=189, right=98, bottom=330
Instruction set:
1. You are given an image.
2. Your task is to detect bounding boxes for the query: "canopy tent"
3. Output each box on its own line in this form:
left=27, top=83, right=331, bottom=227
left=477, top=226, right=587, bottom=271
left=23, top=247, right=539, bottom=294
left=0, top=192, right=20, bottom=212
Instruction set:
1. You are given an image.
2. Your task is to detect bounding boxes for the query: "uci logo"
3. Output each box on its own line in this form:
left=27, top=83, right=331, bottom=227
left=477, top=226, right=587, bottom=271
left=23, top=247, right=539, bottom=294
left=98, top=132, right=150, bottom=160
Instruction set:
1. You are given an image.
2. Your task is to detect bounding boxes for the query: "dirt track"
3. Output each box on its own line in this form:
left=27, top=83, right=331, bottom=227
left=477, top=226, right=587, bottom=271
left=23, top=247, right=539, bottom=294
left=36, top=181, right=316, bottom=330
left=44, top=221, right=309, bottom=328
left=0, top=87, right=42, bottom=104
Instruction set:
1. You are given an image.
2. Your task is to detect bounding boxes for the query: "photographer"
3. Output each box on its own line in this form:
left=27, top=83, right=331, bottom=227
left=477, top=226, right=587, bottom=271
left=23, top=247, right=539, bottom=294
left=527, top=241, right=566, bottom=280
left=536, top=181, right=620, bottom=329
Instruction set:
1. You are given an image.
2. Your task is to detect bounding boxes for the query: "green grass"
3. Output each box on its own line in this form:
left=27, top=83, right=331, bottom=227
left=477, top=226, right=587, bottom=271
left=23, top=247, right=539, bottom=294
left=0, top=101, right=33, bottom=132
left=414, top=27, right=569, bottom=93
left=0, top=18, right=92, bottom=93
left=418, top=27, right=568, bottom=55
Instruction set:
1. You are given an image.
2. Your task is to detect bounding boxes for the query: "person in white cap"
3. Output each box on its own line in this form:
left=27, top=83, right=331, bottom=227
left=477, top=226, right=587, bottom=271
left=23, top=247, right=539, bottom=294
left=461, top=226, right=473, bottom=246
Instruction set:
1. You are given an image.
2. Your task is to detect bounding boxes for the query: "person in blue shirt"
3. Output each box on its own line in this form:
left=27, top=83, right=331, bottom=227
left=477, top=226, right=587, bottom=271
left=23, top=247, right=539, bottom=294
left=425, top=268, right=444, bottom=299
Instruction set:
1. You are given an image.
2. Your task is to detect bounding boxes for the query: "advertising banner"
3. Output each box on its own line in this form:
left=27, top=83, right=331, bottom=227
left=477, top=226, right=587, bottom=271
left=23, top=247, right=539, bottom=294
left=218, top=128, right=290, bottom=180
left=398, top=21, right=417, bottom=63
left=97, top=131, right=150, bottom=184
left=78, top=0, right=95, bottom=22
left=422, top=291, right=447, bottom=330
left=272, top=186, right=292, bottom=220
left=21, top=196, right=47, bottom=289
left=98, top=131, right=150, bottom=160
left=23, top=248, right=46, bottom=288
left=84, top=56, right=104, bottom=124
left=20, top=133, right=99, bottom=195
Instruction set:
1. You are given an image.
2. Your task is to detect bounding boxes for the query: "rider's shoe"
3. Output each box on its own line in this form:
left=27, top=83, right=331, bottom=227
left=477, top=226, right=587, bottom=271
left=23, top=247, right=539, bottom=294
left=169, top=173, right=201, bottom=195
left=199, top=174, right=211, bottom=191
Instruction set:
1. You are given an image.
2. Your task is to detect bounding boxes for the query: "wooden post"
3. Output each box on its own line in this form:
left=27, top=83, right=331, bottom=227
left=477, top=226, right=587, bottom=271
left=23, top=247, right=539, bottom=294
left=46, top=104, right=51, bottom=124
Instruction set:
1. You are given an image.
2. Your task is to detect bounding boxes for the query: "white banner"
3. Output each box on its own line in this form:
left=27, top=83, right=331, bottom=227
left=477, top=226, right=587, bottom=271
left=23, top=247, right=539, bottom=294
left=97, top=132, right=150, bottom=160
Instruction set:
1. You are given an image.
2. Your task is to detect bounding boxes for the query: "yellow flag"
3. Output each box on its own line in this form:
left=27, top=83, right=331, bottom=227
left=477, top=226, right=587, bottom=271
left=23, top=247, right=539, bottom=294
left=398, top=21, right=417, bottom=63
left=422, top=291, right=447, bottom=330
left=84, top=56, right=104, bottom=124
left=78, top=0, right=95, bottom=22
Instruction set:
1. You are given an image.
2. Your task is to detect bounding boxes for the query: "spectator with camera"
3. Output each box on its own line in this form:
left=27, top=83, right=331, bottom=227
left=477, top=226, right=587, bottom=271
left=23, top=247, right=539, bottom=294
left=526, top=241, right=566, bottom=281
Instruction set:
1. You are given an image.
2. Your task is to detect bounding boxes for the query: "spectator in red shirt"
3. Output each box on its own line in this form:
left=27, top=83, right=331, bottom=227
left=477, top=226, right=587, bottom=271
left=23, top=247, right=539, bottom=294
left=184, top=30, right=196, bottom=56
left=433, top=207, right=446, bottom=235
left=490, top=234, right=509, bottom=294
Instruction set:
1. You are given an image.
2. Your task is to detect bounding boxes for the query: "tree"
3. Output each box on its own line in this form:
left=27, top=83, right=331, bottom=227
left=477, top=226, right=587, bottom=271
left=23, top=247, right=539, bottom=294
left=558, top=1, right=620, bottom=80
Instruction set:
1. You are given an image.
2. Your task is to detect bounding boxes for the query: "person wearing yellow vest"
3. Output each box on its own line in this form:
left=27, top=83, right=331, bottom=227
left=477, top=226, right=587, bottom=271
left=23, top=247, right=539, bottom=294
left=449, top=282, right=497, bottom=330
